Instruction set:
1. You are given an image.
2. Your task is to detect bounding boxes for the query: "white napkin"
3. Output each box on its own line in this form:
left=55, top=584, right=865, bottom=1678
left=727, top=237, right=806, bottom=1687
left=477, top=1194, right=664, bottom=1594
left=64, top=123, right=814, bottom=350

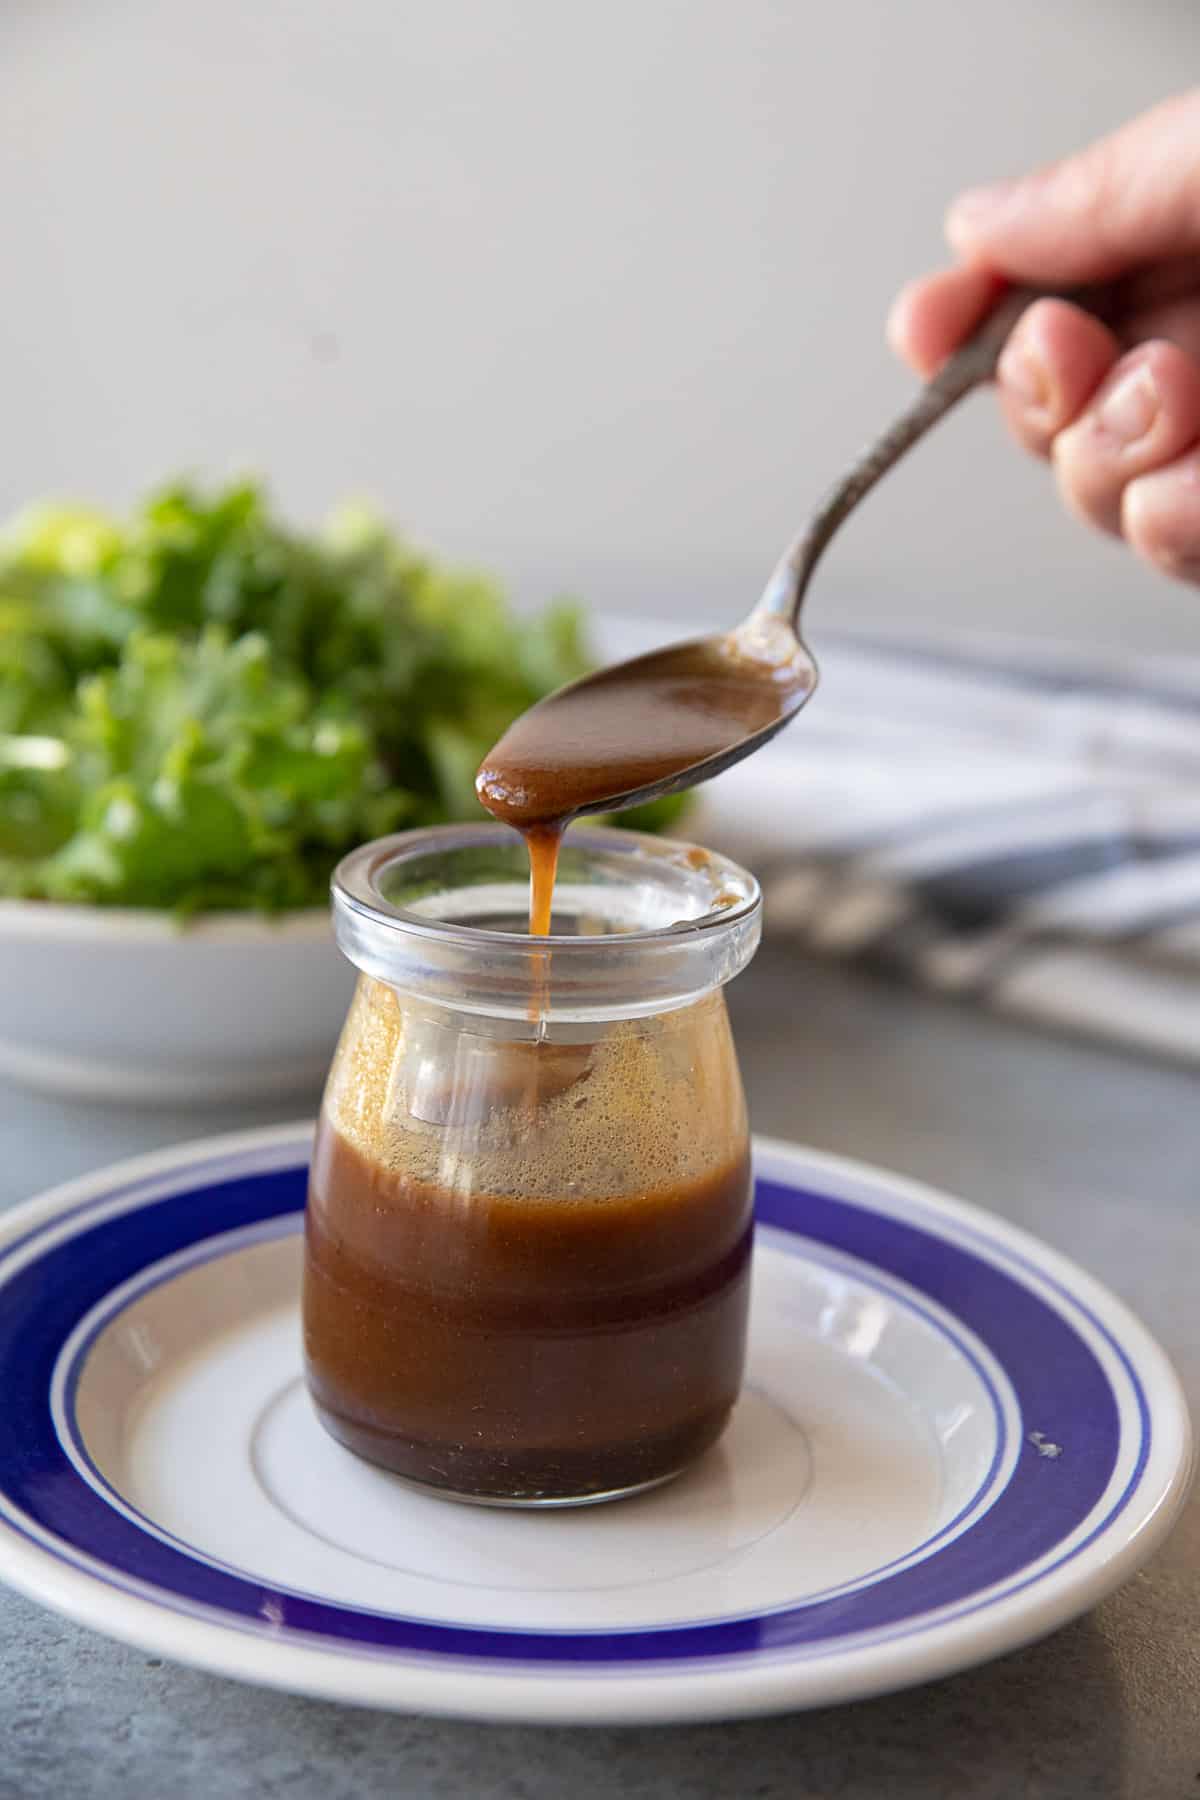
left=676, top=626, right=1200, bottom=1065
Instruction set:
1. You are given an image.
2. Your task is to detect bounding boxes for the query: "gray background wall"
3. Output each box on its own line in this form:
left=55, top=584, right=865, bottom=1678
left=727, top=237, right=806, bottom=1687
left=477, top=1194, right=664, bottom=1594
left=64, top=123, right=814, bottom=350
left=5, top=0, right=1199, bottom=654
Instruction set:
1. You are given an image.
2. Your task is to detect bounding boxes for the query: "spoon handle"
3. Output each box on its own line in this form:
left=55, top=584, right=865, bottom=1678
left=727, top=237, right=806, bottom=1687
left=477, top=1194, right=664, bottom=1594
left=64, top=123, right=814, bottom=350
left=758, top=281, right=1122, bottom=624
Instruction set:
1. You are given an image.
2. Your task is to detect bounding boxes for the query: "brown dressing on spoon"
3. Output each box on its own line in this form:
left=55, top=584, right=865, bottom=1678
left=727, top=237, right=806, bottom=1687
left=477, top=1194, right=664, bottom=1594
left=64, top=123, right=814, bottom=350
left=477, top=632, right=811, bottom=936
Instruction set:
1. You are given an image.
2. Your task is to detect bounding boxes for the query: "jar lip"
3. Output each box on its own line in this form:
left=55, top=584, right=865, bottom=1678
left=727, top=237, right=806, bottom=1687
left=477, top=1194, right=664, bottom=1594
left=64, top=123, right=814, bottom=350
left=332, top=822, right=761, bottom=950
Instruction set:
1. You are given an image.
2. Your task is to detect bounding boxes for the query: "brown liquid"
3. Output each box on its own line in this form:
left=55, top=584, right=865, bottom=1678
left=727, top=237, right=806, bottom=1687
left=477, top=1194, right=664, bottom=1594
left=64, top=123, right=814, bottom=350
left=303, top=1121, right=753, bottom=1500
left=526, top=826, right=560, bottom=938
left=476, top=635, right=807, bottom=836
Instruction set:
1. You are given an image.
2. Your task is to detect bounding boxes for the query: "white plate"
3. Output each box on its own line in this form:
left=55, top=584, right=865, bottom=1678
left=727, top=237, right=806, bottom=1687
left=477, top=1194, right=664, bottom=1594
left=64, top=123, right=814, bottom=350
left=0, top=1124, right=1189, bottom=1723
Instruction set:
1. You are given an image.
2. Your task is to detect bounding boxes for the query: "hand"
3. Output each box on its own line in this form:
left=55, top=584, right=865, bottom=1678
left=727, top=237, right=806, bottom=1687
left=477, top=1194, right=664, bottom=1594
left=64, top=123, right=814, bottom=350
left=888, top=91, right=1200, bottom=585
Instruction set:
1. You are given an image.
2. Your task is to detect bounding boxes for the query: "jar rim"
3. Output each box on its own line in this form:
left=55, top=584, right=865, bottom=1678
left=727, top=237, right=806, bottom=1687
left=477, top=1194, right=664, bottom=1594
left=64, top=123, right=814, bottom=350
left=330, top=824, right=762, bottom=1023
left=334, top=822, right=760, bottom=945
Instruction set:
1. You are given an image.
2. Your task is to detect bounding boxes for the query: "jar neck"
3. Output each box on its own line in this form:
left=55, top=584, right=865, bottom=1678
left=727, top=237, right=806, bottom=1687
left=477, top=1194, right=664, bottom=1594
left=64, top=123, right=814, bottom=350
left=332, top=824, right=761, bottom=1026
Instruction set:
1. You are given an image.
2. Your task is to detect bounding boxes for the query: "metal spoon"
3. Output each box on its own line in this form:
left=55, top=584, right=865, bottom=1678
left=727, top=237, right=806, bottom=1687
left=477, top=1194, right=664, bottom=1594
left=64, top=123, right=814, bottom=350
left=478, top=282, right=1116, bottom=829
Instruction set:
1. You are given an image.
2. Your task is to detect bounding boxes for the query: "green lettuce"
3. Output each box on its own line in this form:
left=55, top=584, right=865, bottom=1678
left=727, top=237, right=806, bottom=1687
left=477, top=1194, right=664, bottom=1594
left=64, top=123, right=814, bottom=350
left=0, top=480, right=686, bottom=910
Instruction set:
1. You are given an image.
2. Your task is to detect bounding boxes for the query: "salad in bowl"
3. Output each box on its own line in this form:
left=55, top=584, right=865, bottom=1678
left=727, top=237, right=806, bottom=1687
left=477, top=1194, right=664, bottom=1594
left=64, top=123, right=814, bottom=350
left=0, top=481, right=680, bottom=1101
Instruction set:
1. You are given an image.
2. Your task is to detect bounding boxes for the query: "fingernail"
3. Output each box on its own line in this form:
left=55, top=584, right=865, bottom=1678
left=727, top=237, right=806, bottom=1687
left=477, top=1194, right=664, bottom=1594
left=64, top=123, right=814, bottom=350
left=996, top=339, right=1049, bottom=410
left=1096, top=365, right=1158, bottom=445
left=1124, top=460, right=1200, bottom=581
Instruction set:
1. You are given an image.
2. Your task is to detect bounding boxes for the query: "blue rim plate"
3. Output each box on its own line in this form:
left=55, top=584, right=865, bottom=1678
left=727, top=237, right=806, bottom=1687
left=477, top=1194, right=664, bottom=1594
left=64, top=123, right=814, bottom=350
left=0, top=1123, right=1190, bottom=1723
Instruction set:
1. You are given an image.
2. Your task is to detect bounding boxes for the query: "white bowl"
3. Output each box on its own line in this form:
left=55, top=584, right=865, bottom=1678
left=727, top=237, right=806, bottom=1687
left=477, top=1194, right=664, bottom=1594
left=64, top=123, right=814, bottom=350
left=0, top=901, right=353, bottom=1105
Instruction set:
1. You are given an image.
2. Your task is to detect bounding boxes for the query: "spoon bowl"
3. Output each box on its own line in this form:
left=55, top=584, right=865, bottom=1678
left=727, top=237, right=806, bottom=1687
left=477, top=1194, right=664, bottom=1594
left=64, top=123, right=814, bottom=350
left=475, top=610, right=818, bottom=830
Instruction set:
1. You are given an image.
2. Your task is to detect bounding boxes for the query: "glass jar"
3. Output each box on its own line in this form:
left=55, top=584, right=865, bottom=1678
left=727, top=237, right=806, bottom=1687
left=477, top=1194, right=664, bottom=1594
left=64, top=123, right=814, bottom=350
left=303, top=823, right=761, bottom=1507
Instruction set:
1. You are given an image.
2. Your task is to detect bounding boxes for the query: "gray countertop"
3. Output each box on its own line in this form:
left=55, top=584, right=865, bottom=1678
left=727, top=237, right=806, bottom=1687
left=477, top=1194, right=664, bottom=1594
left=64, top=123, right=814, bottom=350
left=2, top=943, right=1197, bottom=1799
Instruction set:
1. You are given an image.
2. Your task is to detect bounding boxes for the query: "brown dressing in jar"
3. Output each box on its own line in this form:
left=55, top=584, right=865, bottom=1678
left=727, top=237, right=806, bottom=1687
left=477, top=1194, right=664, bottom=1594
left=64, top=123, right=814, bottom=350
left=303, top=978, right=753, bottom=1503
left=305, top=1124, right=752, bottom=1498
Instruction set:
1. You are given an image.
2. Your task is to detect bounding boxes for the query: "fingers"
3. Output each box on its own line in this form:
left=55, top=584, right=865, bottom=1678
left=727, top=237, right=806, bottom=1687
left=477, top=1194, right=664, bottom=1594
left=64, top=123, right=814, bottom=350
left=889, top=264, right=1200, bottom=384
left=1119, top=293, right=1200, bottom=364
left=887, top=272, right=1200, bottom=588
left=887, top=87, right=1200, bottom=588
left=887, top=266, right=1003, bottom=376
left=890, top=93, right=1200, bottom=381
left=945, top=90, right=1200, bottom=282
left=994, top=299, right=1121, bottom=456
left=1124, top=452, right=1200, bottom=583
left=1052, top=341, right=1200, bottom=535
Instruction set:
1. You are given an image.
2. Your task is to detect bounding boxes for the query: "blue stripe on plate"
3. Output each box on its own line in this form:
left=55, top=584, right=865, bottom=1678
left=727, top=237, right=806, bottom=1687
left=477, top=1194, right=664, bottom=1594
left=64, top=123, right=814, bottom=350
left=0, top=1160, right=1138, bottom=1666
left=50, top=1220, right=1012, bottom=1623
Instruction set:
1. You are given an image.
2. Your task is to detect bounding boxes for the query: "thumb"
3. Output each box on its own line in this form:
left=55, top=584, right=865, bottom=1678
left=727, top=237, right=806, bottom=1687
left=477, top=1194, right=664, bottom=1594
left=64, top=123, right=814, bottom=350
left=947, top=90, right=1200, bottom=283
